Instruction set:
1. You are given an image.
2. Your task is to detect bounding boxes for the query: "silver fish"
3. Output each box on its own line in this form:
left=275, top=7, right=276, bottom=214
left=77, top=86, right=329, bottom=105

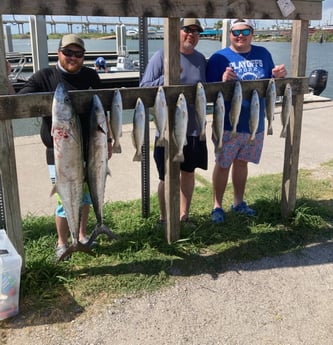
left=195, top=82, right=207, bottom=141
left=280, top=83, right=292, bottom=138
left=51, top=83, right=94, bottom=261
left=249, top=89, right=260, bottom=145
left=211, top=91, right=225, bottom=154
left=265, top=78, right=276, bottom=135
left=153, top=86, right=168, bottom=147
left=86, top=95, right=118, bottom=247
left=110, top=88, right=123, bottom=153
left=132, top=97, right=146, bottom=161
left=229, top=80, right=242, bottom=138
left=173, top=93, right=188, bottom=163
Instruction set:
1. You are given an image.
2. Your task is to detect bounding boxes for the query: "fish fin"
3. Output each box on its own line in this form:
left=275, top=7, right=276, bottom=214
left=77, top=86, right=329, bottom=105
left=87, top=224, right=119, bottom=247
left=267, top=126, right=273, bottom=135
left=57, top=241, right=95, bottom=262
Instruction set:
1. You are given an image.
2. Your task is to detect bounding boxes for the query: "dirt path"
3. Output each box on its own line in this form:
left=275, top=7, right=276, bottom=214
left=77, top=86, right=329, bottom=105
left=2, top=241, right=333, bottom=345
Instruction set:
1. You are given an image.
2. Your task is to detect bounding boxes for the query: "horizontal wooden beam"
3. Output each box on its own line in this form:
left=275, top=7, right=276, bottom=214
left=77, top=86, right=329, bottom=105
left=1, top=1, right=323, bottom=20
left=0, top=77, right=308, bottom=120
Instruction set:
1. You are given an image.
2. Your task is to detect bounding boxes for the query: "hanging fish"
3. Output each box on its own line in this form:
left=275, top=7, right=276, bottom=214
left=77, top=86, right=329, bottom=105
left=280, top=83, right=292, bottom=138
left=110, top=88, right=123, bottom=153
left=195, top=82, right=207, bottom=141
left=153, top=86, right=168, bottom=147
left=132, top=97, right=146, bottom=161
left=249, top=89, right=260, bottom=145
left=229, top=80, right=242, bottom=138
left=211, top=91, right=225, bottom=154
left=265, top=78, right=276, bottom=135
left=173, top=93, right=188, bottom=163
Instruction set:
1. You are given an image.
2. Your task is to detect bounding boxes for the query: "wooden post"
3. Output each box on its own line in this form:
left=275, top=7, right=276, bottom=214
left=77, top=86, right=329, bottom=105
left=281, top=20, right=308, bottom=218
left=164, top=18, right=180, bottom=243
left=0, top=17, right=25, bottom=263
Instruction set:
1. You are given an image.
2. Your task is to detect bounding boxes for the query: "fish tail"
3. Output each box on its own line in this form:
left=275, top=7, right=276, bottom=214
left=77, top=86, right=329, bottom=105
left=173, top=153, right=185, bottom=163
left=87, top=224, right=119, bottom=247
left=156, top=137, right=165, bottom=147
left=57, top=241, right=95, bottom=262
left=133, top=152, right=142, bottom=161
left=112, top=143, right=122, bottom=153
left=267, top=126, right=273, bottom=135
left=280, top=127, right=287, bottom=138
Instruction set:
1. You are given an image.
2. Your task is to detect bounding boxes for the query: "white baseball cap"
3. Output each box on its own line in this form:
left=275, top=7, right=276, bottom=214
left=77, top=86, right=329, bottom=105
left=230, top=19, right=254, bottom=31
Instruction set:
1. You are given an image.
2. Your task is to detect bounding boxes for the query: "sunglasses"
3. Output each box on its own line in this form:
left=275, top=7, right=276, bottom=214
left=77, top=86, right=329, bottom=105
left=60, top=48, right=84, bottom=58
left=231, top=28, right=252, bottom=37
left=182, top=27, right=201, bottom=36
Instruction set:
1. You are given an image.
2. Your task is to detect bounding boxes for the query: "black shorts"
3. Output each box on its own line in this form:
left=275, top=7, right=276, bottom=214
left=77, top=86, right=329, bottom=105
left=153, top=136, right=208, bottom=181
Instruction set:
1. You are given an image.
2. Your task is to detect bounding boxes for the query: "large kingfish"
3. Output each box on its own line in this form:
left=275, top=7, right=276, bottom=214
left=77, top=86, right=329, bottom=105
left=173, top=93, right=188, bottom=162
left=153, top=86, right=168, bottom=147
left=132, top=97, right=146, bottom=161
left=51, top=83, right=94, bottom=261
left=280, top=83, right=292, bottom=138
left=110, top=88, right=123, bottom=153
left=195, top=82, right=207, bottom=141
left=211, top=91, right=225, bottom=154
left=249, top=89, right=260, bottom=145
left=86, top=95, right=118, bottom=247
left=265, top=78, right=276, bottom=135
left=229, top=80, right=242, bottom=138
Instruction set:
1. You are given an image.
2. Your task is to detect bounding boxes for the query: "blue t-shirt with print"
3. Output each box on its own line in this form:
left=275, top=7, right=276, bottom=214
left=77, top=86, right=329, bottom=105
left=206, top=45, right=275, bottom=134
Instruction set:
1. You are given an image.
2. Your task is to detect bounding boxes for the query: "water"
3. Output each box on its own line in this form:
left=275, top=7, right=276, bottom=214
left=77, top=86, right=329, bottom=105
left=9, top=39, right=333, bottom=137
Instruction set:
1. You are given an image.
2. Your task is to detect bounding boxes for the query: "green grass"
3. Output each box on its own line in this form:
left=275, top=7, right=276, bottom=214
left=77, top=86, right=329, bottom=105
left=3, top=162, right=333, bottom=323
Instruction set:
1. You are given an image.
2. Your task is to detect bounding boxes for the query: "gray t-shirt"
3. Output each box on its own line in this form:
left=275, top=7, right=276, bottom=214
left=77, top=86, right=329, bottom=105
left=140, top=48, right=207, bottom=136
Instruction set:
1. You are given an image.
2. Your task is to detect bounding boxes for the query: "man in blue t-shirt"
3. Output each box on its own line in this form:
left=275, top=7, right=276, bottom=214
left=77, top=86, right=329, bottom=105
left=206, top=19, right=287, bottom=223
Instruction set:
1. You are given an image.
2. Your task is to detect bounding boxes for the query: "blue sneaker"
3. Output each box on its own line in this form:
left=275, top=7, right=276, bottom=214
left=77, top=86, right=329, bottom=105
left=211, top=208, right=225, bottom=223
left=231, top=201, right=256, bottom=216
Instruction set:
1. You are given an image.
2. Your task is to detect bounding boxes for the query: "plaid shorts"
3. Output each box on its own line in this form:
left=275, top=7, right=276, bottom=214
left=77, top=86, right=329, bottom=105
left=215, top=130, right=264, bottom=168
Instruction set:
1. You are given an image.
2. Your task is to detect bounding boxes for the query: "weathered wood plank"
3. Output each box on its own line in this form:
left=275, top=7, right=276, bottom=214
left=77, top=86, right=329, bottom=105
left=0, top=77, right=309, bottom=120
left=0, top=18, right=25, bottom=262
left=281, top=20, right=309, bottom=218
left=1, top=0, right=323, bottom=20
left=164, top=18, right=181, bottom=243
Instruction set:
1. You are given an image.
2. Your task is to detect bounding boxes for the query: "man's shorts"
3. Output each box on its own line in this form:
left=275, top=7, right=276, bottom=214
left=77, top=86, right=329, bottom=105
left=48, top=165, right=92, bottom=218
left=215, top=130, right=264, bottom=168
left=154, top=136, right=208, bottom=181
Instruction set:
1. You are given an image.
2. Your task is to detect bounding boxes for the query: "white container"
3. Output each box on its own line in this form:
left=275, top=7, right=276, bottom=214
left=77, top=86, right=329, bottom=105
left=0, top=229, right=22, bottom=321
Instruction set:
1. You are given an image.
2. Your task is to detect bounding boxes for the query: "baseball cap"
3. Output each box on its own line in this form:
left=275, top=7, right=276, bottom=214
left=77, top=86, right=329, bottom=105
left=59, top=34, right=85, bottom=51
left=230, top=19, right=254, bottom=31
left=180, top=18, right=204, bottom=32
left=95, top=57, right=106, bottom=67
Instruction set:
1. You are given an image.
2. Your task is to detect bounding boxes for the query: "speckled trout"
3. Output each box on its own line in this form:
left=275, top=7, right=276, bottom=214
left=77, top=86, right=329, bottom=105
left=153, top=86, right=168, bottom=147
left=132, top=97, right=145, bottom=161
left=195, top=82, right=207, bottom=141
left=212, top=91, right=225, bottom=154
left=265, top=78, right=276, bottom=135
left=173, top=93, right=188, bottom=162
left=86, top=95, right=118, bottom=247
left=249, top=89, right=260, bottom=145
left=229, top=80, right=242, bottom=138
left=51, top=83, right=94, bottom=261
left=110, top=88, right=123, bottom=153
left=280, top=83, right=292, bottom=138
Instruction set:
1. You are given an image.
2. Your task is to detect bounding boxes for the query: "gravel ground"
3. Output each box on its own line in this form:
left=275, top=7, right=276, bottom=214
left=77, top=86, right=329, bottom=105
left=2, top=241, right=333, bottom=345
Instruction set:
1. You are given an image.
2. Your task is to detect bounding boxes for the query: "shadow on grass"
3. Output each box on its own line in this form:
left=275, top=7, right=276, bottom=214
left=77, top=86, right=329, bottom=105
left=3, top=195, right=332, bottom=328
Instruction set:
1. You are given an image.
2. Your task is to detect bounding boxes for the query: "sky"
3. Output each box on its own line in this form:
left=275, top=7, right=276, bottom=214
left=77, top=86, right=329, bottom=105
left=2, top=0, right=333, bottom=34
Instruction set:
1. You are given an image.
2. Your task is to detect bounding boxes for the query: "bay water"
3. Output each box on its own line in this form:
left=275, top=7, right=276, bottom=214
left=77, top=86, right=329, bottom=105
left=10, top=38, right=332, bottom=137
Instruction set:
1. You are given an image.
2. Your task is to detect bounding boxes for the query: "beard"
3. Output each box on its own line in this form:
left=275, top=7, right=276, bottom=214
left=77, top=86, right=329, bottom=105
left=183, top=41, right=194, bottom=50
